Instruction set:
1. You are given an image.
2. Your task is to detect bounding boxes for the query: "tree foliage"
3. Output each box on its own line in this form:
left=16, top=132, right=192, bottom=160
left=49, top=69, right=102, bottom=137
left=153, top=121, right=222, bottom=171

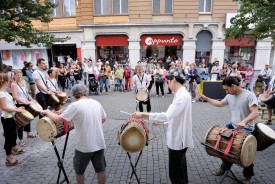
left=0, top=0, right=69, bottom=47
left=225, top=0, right=275, bottom=41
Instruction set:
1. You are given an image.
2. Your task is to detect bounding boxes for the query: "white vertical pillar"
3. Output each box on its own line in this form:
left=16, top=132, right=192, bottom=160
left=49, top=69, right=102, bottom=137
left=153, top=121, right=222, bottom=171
left=81, top=40, right=96, bottom=63
left=254, top=38, right=272, bottom=70
left=211, top=40, right=226, bottom=65
left=182, top=39, right=196, bottom=63
left=128, top=39, right=140, bottom=67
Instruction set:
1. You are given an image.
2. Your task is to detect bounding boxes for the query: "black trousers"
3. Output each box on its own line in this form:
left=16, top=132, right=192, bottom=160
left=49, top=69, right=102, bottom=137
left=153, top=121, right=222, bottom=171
left=16, top=104, right=31, bottom=139
left=169, top=148, right=188, bottom=184
left=1, top=117, right=17, bottom=155
left=156, top=82, right=164, bottom=96
left=138, top=97, right=151, bottom=112
left=36, top=92, right=49, bottom=118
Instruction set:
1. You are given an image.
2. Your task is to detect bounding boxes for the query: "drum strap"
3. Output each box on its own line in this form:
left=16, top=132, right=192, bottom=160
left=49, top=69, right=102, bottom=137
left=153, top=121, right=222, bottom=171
left=224, top=131, right=240, bottom=156
left=63, top=120, right=69, bottom=134
left=214, top=129, right=228, bottom=150
left=16, top=82, right=30, bottom=101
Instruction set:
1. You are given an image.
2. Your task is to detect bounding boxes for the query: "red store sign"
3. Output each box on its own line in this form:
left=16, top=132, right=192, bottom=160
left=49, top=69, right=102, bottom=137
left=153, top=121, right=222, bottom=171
left=141, top=34, right=183, bottom=46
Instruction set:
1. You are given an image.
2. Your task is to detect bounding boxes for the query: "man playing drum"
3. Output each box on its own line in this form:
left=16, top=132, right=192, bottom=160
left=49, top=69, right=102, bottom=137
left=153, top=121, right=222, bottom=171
left=132, top=69, right=194, bottom=184
left=200, top=76, right=258, bottom=184
left=264, top=75, right=275, bottom=125
left=41, top=84, right=107, bottom=184
left=132, top=65, right=151, bottom=112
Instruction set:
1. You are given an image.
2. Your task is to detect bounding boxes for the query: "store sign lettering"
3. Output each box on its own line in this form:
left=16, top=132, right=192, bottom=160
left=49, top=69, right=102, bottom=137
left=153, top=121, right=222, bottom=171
left=145, top=37, right=179, bottom=46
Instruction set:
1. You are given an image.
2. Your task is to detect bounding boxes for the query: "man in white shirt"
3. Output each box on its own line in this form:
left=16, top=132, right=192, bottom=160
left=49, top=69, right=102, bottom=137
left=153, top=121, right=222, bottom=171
left=132, top=65, right=151, bottom=112
left=33, top=58, right=54, bottom=115
left=132, top=70, right=194, bottom=184
left=260, top=64, right=273, bottom=89
left=264, top=75, right=275, bottom=124
left=41, top=84, right=107, bottom=184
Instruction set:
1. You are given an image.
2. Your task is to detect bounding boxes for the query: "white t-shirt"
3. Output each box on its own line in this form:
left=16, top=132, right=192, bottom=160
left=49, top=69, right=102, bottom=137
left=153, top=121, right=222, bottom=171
left=47, top=78, right=58, bottom=92
left=86, top=66, right=94, bottom=74
left=83, top=63, right=88, bottom=73
left=33, top=69, right=48, bottom=94
left=94, top=66, right=100, bottom=75
left=269, top=75, right=275, bottom=91
left=0, top=92, right=16, bottom=118
left=60, top=98, right=107, bottom=153
left=14, top=83, right=29, bottom=104
left=132, top=73, right=149, bottom=91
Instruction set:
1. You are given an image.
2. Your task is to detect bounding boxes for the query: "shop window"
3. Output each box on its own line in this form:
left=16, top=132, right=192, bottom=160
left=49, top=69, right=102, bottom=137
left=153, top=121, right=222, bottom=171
left=224, top=46, right=255, bottom=66
left=94, top=0, right=128, bottom=15
left=50, top=0, right=76, bottom=17
left=199, top=0, right=212, bottom=13
left=153, top=0, right=173, bottom=14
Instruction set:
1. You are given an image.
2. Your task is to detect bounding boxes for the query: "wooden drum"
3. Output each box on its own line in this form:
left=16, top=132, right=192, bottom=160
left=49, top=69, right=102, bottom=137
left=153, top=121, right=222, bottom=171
left=48, top=94, right=60, bottom=105
left=56, top=92, right=67, bottom=104
left=15, top=110, right=34, bottom=127
left=36, top=116, right=74, bottom=142
left=204, top=126, right=257, bottom=167
left=118, top=118, right=149, bottom=153
left=259, top=94, right=275, bottom=107
left=253, top=123, right=275, bottom=151
left=136, top=90, right=148, bottom=102
left=26, top=101, right=43, bottom=118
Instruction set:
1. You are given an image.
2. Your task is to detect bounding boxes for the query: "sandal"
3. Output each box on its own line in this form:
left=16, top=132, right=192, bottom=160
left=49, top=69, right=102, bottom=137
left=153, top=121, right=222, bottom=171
left=27, top=135, right=36, bottom=138
left=5, top=158, right=19, bottom=166
left=19, top=141, right=27, bottom=147
left=11, top=147, right=25, bottom=155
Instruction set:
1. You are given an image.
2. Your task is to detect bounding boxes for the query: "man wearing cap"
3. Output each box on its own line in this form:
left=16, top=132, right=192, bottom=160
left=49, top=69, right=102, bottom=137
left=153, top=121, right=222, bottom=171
left=41, top=84, right=107, bottom=184
left=260, top=64, right=272, bottom=90
left=132, top=70, right=193, bottom=184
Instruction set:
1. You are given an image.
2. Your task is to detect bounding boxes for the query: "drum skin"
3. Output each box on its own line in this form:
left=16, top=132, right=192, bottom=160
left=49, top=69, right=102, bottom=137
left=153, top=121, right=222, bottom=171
left=56, top=92, right=67, bottom=104
left=253, top=123, right=275, bottom=151
left=204, top=126, right=257, bottom=167
left=259, top=94, right=275, bottom=107
left=119, top=120, right=148, bottom=153
left=136, top=90, right=148, bottom=102
left=15, top=110, right=34, bottom=127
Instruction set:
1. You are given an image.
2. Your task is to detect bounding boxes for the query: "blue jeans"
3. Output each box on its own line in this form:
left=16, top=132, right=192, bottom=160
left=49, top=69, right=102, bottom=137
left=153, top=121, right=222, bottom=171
left=99, top=78, right=108, bottom=93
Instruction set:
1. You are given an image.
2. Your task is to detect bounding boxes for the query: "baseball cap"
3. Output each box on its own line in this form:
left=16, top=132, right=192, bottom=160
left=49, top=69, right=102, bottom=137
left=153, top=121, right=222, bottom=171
left=166, top=69, right=185, bottom=80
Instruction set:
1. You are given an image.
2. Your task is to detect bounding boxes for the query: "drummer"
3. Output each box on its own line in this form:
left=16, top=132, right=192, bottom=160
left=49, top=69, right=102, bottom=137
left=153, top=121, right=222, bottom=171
left=47, top=69, right=65, bottom=107
left=264, top=74, right=275, bottom=125
left=11, top=70, right=37, bottom=147
left=199, top=76, right=258, bottom=184
left=132, top=65, right=151, bottom=112
left=0, top=73, right=25, bottom=166
left=132, top=69, right=193, bottom=184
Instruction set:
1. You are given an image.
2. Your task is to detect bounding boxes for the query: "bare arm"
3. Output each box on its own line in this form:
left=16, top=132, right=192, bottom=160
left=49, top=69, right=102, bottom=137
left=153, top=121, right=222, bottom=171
left=0, top=98, right=23, bottom=113
left=11, top=83, right=30, bottom=105
left=236, top=105, right=258, bottom=130
left=41, top=109, right=64, bottom=123
left=199, top=94, right=226, bottom=107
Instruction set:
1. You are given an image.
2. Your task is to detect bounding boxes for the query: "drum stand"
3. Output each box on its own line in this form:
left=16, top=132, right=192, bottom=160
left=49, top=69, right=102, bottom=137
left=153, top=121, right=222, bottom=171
left=126, top=150, right=143, bottom=184
left=219, top=169, right=243, bottom=184
left=51, top=132, right=70, bottom=184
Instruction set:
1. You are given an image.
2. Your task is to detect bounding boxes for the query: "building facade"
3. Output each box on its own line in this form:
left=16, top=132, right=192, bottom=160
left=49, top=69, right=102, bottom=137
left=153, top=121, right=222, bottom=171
left=0, top=0, right=274, bottom=70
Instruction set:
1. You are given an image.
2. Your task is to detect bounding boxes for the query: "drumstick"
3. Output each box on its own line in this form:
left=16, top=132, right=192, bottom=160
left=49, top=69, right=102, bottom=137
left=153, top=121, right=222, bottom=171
left=120, top=111, right=151, bottom=124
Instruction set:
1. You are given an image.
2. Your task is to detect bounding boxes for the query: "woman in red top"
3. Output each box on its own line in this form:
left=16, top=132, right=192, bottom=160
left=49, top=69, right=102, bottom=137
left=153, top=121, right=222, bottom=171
left=123, top=65, right=131, bottom=91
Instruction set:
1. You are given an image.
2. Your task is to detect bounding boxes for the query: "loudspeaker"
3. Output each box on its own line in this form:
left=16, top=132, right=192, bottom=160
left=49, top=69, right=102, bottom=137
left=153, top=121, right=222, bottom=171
left=202, top=82, right=226, bottom=100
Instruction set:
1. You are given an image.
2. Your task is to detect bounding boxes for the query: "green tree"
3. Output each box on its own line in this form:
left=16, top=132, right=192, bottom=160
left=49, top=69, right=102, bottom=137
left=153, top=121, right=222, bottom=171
left=225, top=0, right=275, bottom=41
left=0, top=0, right=69, bottom=70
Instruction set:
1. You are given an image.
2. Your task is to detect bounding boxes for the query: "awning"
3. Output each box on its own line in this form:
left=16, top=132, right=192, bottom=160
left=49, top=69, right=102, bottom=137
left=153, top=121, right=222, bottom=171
left=96, top=35, right=128, bottom=46
left=141, top=34, right=183, bottom=46
left=225, top=35, right=255, bottom=47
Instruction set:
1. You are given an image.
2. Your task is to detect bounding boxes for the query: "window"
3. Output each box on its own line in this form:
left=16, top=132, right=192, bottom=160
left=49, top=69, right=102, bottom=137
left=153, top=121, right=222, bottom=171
left=94, top=0, right=128, bottom=15
left=50, top=0, right=76, bottom=17
left=153, top=0, right=173, bottom=14
left=199, top=0, right=212, bottom=13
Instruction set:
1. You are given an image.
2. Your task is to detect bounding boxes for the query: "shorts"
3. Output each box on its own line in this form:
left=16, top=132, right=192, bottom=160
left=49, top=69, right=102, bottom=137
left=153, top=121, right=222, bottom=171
left=73, top=149, right=106, bottom=175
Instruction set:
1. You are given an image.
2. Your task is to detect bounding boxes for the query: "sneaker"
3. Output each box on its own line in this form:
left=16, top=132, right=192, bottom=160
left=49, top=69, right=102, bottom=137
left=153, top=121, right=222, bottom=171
left=213, top=168, right=226, bottom=176
left=266, top=120, right=272, bottom=125
left=243, top=177, right=252, bottom=184
left=191, top=99, right=196, bottom=103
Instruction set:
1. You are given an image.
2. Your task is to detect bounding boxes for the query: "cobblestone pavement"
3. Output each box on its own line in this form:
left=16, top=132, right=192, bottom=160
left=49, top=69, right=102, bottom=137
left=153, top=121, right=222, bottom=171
left=0, top=85, right=275, bottom=184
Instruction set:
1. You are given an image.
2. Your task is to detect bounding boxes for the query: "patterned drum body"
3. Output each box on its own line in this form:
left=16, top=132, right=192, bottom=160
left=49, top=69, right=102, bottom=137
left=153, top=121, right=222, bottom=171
left=36, top=116, right=74, bottom=142
left=204, top=126, right=257, bottom=167
left=15, top=110, right=34, bottom=127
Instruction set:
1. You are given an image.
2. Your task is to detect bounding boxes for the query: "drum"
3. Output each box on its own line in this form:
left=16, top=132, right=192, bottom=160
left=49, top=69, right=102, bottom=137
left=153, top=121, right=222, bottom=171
left=26, top=101, right=43, bottom=118
left=204, top=126, right=257, bottom=167
left=48, top=94, right=60, bottom=105
left=56, top=92, right=67, bottom=104
left=259, top=94, right=275, bottom=107
left=36, top=116, right=74, bottom=142
left=15, top=110, right=34, bottom=127
left=136, top=90, right=148, bottom=102
left=118, top=118, right=149, bottom=153
left=253, top=123, right=275, bottom=151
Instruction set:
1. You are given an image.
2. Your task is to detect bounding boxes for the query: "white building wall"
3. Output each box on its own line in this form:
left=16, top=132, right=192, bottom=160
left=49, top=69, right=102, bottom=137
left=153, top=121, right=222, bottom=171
left=254, top=38, right=272, bottom=70
left=211, top=40, right=226, bottom=65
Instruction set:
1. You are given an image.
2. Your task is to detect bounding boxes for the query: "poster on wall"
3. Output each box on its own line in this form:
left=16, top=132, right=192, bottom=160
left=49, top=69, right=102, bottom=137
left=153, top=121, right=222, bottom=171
left=1, top=49, right=48, bottom=69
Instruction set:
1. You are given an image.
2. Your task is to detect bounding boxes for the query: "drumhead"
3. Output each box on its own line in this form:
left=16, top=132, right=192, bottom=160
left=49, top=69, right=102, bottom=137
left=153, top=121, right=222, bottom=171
left=36, top=117, right=57, bottom=142
left=259, top=94, right=273, bottom=102
left=30, top=102, right=43, bottom=112
left=57, top=92, right=66, bottom=97
left=256, top=123, right=275, bottom=140
left=21, top=110, right=34, bottom=120
left=51, top=95, right=60, bottom=103
left=136, top=90, right=148, bottom=102
left=240, top=135, right=257, bottom=167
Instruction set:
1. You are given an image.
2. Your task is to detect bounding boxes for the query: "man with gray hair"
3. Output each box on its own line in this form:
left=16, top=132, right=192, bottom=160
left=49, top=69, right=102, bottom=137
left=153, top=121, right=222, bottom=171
left=41, top=84, right=107, bottom=184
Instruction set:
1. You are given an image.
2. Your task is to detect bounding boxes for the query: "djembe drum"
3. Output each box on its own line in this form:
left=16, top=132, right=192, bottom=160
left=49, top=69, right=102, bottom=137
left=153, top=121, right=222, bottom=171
left=253, top=123, right=275, bottom=151
left=26, top=101, right=43, bottom=118
left=259, top=94, right=275, bottom=107
left=136, top=90, right=148, bottom=103
left=204, top=126, right=257, bottom=167
left=15, top=110, right=34, bottom=127
left=118, top=118, right=149, bottom=153
left=56, top=92, right=67, bottom=104
left=36, top=116, right=74, bottom=142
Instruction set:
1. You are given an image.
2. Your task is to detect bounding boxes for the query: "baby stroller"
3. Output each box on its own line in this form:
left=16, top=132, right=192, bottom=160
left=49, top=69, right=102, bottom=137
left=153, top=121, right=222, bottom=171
left=88, top=74, right=99, bottom=95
